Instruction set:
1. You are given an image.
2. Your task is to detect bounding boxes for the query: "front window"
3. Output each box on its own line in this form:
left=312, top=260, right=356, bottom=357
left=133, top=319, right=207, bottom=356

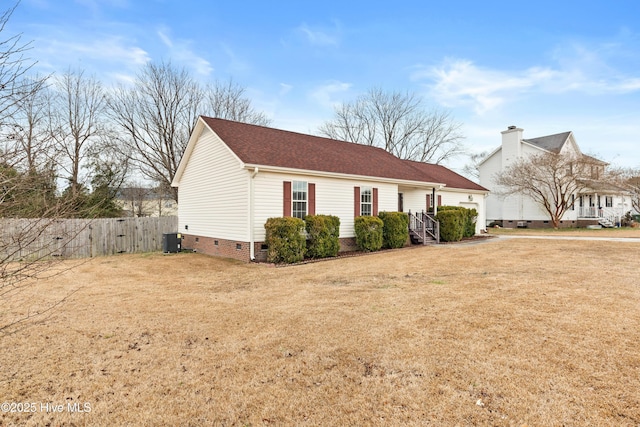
left=605, top=196, right=613, bottom=208
left=292, top=181, right=307, bottom=219
left=360, top=187, right=372, bottom=216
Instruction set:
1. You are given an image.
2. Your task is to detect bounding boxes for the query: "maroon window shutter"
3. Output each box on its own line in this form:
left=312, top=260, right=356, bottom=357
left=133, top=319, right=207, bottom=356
left=373, top=188, right=379, bottom=216
left=354, top=187, right=360, bottom=217
left=308, top=183, right=316, bottom=216
left=437, top=195, right=442, bottom=206
left=426, top=194, right=431, bottom=211
left=283, top=181, right=292, bottom=217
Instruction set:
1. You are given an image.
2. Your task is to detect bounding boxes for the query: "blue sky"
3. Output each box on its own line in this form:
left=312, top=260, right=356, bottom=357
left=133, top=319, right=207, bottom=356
left=8, top=0, right=640, bottom=171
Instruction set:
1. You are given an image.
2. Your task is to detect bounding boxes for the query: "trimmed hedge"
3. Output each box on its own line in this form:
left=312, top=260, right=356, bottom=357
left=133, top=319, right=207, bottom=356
left=378, top=211, right=409, bottom=249
left=435, top=209, right=465, bottom=242
left=354, top=216, right=384, bottom=252
left=305, top=214, right=340, bottom=258
left=264, top=217, right=306, bottom=263
left=463, top=208, right=478, bottom=237
left=437, top=206, right=478, bottom=238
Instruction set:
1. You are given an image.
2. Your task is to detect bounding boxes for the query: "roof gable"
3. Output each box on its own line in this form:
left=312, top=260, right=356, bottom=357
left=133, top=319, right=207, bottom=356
left=522, top=131, right=572, bottom=153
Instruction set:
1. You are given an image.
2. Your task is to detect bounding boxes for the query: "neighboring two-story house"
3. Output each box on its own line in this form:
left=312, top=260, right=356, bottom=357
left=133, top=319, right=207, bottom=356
left=479, top=126, right=630, bottom=228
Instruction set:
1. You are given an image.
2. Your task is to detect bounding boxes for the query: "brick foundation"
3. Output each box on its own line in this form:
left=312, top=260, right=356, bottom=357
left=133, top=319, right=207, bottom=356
left=182, top=234, right=362, bottom=263
left=182, top=234, right=253, bottom=262
left=339, top=237, right=358, bottom=252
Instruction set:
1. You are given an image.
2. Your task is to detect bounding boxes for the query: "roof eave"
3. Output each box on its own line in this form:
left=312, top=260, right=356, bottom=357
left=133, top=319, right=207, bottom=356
left=243, top=163, right=447, bottom=189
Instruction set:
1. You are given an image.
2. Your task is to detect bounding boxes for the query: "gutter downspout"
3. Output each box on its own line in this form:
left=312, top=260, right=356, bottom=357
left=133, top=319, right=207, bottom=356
left=249, top=167, right=259, bottom=260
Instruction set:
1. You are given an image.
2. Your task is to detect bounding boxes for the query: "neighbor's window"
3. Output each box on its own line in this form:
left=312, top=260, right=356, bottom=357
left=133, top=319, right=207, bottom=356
left=605, top=196, right=613, bottom=208
left=360, top=187, right=372, bottom=216
left=292, top=181, right=308, bottom=219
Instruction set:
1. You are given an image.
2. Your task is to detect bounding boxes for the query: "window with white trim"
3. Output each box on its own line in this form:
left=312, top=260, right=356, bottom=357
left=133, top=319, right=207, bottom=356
left=360, top=187, right=372, bottom=216
left=292, top=181, right=308, bottom=219
left=605, top=196, right=613, bottom=208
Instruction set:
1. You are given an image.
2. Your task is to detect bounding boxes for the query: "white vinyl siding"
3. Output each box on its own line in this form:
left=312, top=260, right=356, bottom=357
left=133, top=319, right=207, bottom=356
left=177, top=127, right=249, bottom=240
left=253, top=172, right=397, bottom=241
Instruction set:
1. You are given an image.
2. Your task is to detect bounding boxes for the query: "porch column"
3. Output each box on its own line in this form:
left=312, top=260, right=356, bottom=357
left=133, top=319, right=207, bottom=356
left=432, top=187, right=437, bottom=216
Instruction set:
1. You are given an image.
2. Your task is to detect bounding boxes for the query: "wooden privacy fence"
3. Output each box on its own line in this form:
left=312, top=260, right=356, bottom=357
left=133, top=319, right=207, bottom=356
left=1, top=216, right=179, bottom=260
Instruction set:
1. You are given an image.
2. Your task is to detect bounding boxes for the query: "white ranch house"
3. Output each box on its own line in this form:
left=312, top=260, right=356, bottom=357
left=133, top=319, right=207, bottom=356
left=479, top=126, right=630, bottom=228
left=172, top=116, right=488, bottom=262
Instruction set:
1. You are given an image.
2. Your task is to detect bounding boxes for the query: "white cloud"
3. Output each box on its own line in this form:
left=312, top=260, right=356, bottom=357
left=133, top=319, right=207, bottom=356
left=279, top=83, right=293, bottom=96
left=415, top=59, right=555, bottom=114
left=297, top=22, right=340, bottom=46
left=219, top=42, right=249, bottom=74
left=417, top=49, right=640, bottom=115
left=34, top=35, right=150, bottom=74
left=309, top=81, right=352, bottom=109
left=156, top=27, right=214, bottom=76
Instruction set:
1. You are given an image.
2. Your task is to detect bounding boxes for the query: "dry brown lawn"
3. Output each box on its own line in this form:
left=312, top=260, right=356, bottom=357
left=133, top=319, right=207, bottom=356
left=488, top=226, right=640, bottom=238
left=1, top=238, right=639, bottom=426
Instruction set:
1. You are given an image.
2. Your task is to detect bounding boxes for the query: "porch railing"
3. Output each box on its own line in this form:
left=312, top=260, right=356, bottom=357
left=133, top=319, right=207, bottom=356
left=578, top=206, right=623, bottom=225
left=408, top=210, right=440, bottom=244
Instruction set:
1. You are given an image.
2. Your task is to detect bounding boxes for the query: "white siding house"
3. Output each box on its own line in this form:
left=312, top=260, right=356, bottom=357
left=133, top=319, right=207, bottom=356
left=479, top=126, right=630, bottom=228
left=172, top=116, right=489, bottom=262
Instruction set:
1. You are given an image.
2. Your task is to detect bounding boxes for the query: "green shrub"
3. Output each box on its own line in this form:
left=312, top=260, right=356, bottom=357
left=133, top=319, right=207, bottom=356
left=305, top=214, right=340, bottom=258
left=437, top=206, right=477, bottom=238
left=435, top=209, right=464, bottom=242
left=464, top=208, right=478, bottom=237
left=378, top=211, right=409, bottom=249
left=264, top=217, right=306, bottom=263
left=354, top=216, right=384, bottom=252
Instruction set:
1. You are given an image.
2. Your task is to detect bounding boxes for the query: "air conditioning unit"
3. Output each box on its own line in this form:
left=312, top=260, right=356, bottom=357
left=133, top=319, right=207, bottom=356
left=162, top=233, right=182, bottom=253
left=516, top=221, right=527, bottom=228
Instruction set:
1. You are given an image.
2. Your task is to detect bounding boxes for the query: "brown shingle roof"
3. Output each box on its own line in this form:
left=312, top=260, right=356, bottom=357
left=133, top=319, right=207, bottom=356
left=201, top=116, right=487, bottom=191
left=523, top=131, right=571, bottom=153
left=401, top=160, right=488, bottom=191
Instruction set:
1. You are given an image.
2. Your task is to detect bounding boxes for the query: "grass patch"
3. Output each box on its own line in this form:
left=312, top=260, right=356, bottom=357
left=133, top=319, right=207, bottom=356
left=2, top=239, right=640, bottom=425
left=487, top=226, right=640, bottom=238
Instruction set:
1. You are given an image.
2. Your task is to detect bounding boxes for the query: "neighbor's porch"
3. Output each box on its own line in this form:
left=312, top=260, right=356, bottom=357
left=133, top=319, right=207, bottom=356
left=576, top=194, right=628, bottom=227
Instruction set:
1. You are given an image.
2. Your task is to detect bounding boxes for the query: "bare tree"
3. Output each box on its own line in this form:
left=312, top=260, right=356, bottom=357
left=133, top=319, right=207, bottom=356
left=50, top=69, right=109, bottom=196
left=109, top=62, right=202, bottom=202
left=495, top=152, right=595, bottom=228
left=628, top=173, right=640, bottom=214
left=319, top=88, right=465, bottom=163
left=0, top=2, right=39, bottom=125
left=2, top=74, right=53, bottom=173
left=0, top=2, right=86, bottom=335
left=206, top=78, right=271, bottom=126
left=462, top=150, right=490, bottom=181
left=606, top=166, right=640, bottom=213
left=109, top=64, right=270, bottom=201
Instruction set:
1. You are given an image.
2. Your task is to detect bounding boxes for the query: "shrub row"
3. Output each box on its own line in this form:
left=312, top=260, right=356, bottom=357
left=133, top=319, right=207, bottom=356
left=353, top=211, right=409, bottom=252
left=305, top=214, right=341, bottom=258
left=264, top=215, right=341, bottom=263
left=378, top=211, right=409, bottom=249
left=435, top=206, right=478, bottom=242
left=265, top=212, right=411, bottom=263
